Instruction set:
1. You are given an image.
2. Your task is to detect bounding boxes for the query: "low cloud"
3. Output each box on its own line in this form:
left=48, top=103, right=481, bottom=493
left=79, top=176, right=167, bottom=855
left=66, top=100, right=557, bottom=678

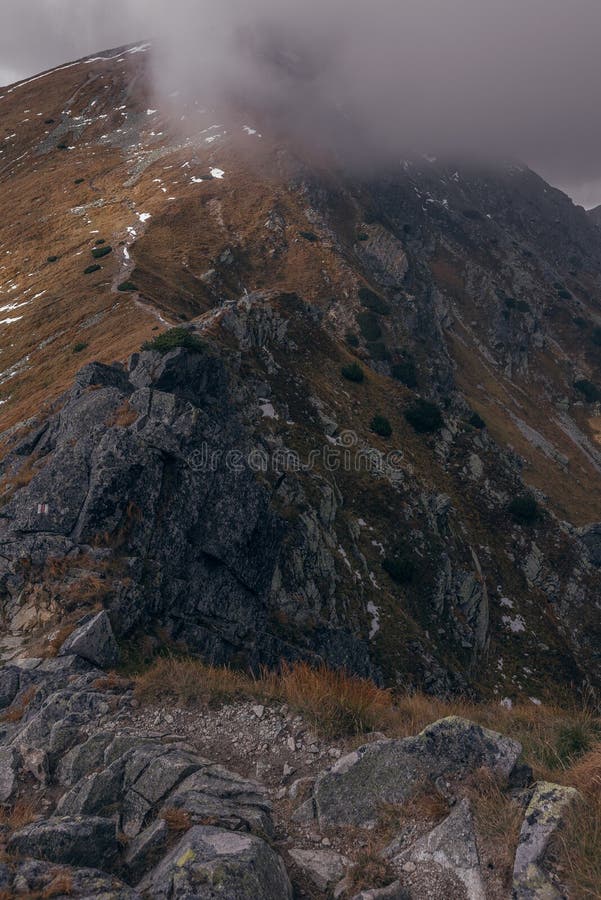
left=3, top=0, right=601, bottom=205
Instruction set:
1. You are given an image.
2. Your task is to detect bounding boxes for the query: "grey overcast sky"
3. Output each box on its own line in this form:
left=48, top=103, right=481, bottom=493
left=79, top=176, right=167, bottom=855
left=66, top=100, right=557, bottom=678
left=2, top=0, right=601, bottom=208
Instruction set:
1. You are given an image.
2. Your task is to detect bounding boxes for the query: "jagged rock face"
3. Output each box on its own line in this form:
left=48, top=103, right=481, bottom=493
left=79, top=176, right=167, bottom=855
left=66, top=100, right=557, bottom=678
left=0, top=339, right=374, bottom=676
left=1, top=293, right=601, bottom=694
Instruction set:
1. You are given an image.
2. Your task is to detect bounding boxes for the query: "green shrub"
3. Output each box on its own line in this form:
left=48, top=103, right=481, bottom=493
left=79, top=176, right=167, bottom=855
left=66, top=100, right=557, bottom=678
left=299, top=230, right=318, bottom=242
left=74, top=178, right=85, bottom=184
left=383, top=551, right=415, bottom=584
left=508, top=493, right=540, bottom=525
left=95, top=238, right=106, bottom=246
left=341, top=363, right=365, bottom=383
left=357, top=232, right=369, bottom=241
left=370, top=415, right=392, bottom=437
left=84, top=264, right=101, bottom=275
left=592, top=327, right=601, bottom=347
left=367, top=342, right=390, bottom=361
left=345, top=331, right=359, bottom=348
left=45, top=118, right=55, bottom=125
left=574, top=379, right=601, bottom=402
left=72, top=341, right=88, bottom=353
left=404, top=399, right=443, bottom=434
left=469, top=412, right=486, bottom=429
left=357, top=312, right=382, bottom=342
left=557, top=289, right=572, bottom=300
left=505, top=298, right=531, bottom=313
left=117, top=281, right=138, bottom=293
left=391, top=356, right=417, bottom=389
left=57, top=142, right=68, bottom=150
left=142, top=327, right=206, bottom=355
left=91, top=246, right=112, bottom=259
left=47, top=255, right=59, bottom=263
left=359, top=287, right=390, bottom=315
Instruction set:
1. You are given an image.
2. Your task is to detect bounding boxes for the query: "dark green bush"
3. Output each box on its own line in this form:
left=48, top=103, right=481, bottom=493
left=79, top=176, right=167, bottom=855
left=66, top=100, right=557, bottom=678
left=91, top=246, right=112, bottom=259
left=84, top=264, right=102, bottom=275
left=367, top=342, right=390, bottom=361
left=592, top=327, right=601, bottom=347
left=74, top=178, right=85, bottom=184
left=391, top=356, right=417, bottom=389
left=383, top=551, right=415, bottom=584
left=404, top=399, right=443, bottom=434
left=574, top=379, right=601, bottom=402
left=469, top=412, right=486, bottom=429
left=57, top=143, right=68, bottom=150
left=95, top=238, right=106, bottom=246
left=45, top=118, right=55, bottom=125
left=359, top=287, right=390, bottom=315
left=557, top=289, right=572, bottom=300
left=299, top=231, right=318, bottom=242
left=118, top=281, right=138, bottom=293
left=505, top=298, right=531, bottom=313
left=370, top=415, right=392, bottom=437
left=341, top=363, right=365, bottom=383
left=357, top=232, right=369, bottom=241
left=47, top=255, right=59, bottom=263
left=142, top=327, right=205, bottom=355
left=508, top=493, right=540, bottom=525
left=462, top=208, right=483, bottom=221
left=345, top=332, right=359, bottom=348
left=72, top=341, right=88, bottom=353
left=357, top=312, right=382, bottom=342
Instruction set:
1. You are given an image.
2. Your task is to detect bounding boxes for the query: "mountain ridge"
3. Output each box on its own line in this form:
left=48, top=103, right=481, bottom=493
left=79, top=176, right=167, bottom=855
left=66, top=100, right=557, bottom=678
left=0, top=47, right=601, bottom=701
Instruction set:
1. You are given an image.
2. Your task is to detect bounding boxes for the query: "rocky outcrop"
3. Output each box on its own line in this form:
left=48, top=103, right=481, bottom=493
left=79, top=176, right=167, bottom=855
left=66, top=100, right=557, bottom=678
left=0, top=644, right=579, bottom=899
left=0, top=338, right=375, bottom=679
left=303, top=717, right=522, bottom=827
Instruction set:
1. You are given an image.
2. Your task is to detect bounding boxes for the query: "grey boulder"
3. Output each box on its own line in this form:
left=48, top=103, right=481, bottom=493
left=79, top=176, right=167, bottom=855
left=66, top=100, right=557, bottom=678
left=7, top=815, right=118, bottom=868
left=388, top=798, right=486, bottom=900
left=138, top=825, right=293, bottom=899
left=288, top=847, right=350, bottom=891
left=59, top=611, right=119, bottom=669
left=311, top=717, right=522, bottom=827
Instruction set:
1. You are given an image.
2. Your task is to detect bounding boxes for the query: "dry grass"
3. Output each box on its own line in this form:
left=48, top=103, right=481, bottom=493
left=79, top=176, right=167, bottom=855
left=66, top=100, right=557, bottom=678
left=464, top=767, right=523, bottom=886
left=134, top=656, right=260, bottom=708
left=134, top=658, right=394, bottom=738
left=42, top=872, right=74, bottom=898
left=555, top=743, right=601, bottom=899
left=345, top=842, right=397, bottom=895
left=0, top=685, right=37, bottom=723
left=278, top=662, right=394, bottom=738
left=0, top=799, right=39, bottom=829
left=91, top=672, right=132, bottom=692
left=107, top=400, right=138, bottom=428
left=162, top=807, right=193, bottom=833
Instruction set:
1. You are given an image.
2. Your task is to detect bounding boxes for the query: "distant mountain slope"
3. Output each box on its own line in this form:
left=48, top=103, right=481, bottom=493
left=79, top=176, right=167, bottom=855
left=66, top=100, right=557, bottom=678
left=1, top=47, right=601, bottom=698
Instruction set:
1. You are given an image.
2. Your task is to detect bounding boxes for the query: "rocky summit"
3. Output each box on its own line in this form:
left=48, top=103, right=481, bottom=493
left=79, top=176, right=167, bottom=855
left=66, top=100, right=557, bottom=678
left=0, top=41, right=600, bottom=899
